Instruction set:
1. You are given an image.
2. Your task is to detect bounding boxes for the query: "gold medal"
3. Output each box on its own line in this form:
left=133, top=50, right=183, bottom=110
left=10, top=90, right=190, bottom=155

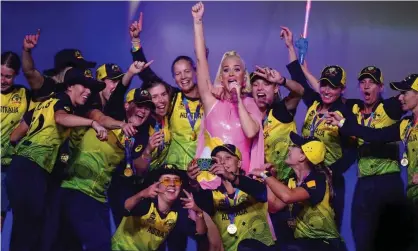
left=191, top=131, right=197, bottom=141
left=227, top=224, right=237, bottom=235
left=124, top=168, right=133, bottom=177
left=401, top=153, right=409, bottom=167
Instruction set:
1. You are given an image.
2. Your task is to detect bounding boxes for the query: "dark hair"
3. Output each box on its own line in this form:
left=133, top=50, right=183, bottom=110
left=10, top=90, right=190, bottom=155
left=141, top=77, right=174, bottom=100
left=310, top=162, right=334, bottom=200
left=1, top=51, right=21, bottom=74
left=170, top=56, right=196, bottom=77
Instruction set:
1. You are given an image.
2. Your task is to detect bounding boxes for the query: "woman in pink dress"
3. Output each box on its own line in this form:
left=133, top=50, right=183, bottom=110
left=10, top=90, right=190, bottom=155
left=192, top=2, right=264, bottom=182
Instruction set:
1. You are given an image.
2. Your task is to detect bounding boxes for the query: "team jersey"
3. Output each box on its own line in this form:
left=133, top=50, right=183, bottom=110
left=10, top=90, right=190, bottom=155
left=340, top=116, right=418, bottom=202
left=112, top=198, right=198, bottom=251
left=166, top=92, right=203, bottom=170
left=263, top=99, right=297, bottom=181
left=148, top=116, right=171, bottom=171
left=15, top=93, right=74, bottom=173
left=1, top=85, right=31, bottom=166
left=61, top=124, right=148, bottom=203
left=196, top=176, right=275, bottom=251
left=288, top=171, right=341, bottom=239
left=348, top=97, right=403, bottom=177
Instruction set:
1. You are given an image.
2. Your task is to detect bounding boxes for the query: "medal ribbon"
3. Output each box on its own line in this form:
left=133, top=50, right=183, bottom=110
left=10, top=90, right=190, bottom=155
left=154, top=118, right=165, bottom=154
left=310, top=112, right=326, bottom=137
left=125, top=137, right=135, bottom=172
left=224, top=189, right=240, bottom=226
left=402, top=120, right=416, bottom=157
left=182, top=97, right=201, bottom=133
left=360, top=112, right=374, bottom=127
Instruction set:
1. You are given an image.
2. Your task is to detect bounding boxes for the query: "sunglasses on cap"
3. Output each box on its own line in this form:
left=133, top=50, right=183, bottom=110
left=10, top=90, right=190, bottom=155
left=159, top=177, right=182, bottom=187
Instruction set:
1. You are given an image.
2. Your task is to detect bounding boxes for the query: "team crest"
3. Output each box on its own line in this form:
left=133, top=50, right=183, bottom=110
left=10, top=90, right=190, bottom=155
left=325, top=67, right=338, bottom=77
left=84, top=69, right=93, bottom=78
left=74, top=50, right=83, bottom=59
left=11, top=93, right=22, bottom=104
left=60, top=153, right=69, bottom=163
left=112, top=64, right=121, bottom=72
left=365, top=66, right=376, bottom=73
left=140, top=90, right=149, bottom=96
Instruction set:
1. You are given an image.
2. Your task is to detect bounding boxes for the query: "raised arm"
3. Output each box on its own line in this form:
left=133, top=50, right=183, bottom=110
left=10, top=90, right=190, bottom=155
left=130, top=12, right=160, bottom=83
left=22, top=30, right=45, bottom=91
left=192, top=2, right=217, bottom=111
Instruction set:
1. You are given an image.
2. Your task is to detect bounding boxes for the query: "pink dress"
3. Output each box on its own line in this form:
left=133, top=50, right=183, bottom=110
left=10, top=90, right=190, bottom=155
left=195, top=97, right=265, bottom=189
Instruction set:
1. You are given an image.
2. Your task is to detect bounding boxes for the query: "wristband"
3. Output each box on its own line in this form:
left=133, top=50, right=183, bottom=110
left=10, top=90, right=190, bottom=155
left=338, top=118, right=346, bottom=128
left=260, top=171, right=272, bottom=180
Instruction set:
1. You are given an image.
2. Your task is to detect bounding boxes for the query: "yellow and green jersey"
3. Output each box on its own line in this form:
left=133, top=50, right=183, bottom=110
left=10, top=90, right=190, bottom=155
left=165, top=91, right=203, bottom=170
left=61, top=125, right=149, bottom=203
left=15, top=93, right=74, bottom=173
left=148, top=116, right=171, bottom=171
left=112, top=199, right=197, bottom=251
left=1, top=85, right=30, bottom=166
left=349, top=97, right=403, bottom=177
left=263, top=100, right=297, bottom=181
left=288, top=171, right=341, bottom=240
left=208, top=189, right=274, bottom=251
left=340, top=116, right=418, bottom=202
left=302, top=101, right=345, bottom=167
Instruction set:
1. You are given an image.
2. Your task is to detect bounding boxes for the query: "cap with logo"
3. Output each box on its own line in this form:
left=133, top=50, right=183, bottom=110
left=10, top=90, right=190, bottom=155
left=211, top=144, right=242, bottom=160
left=96, top=63, right=125, bottom=81
left=289, top=132, right=326, bottom=165
left=43, top=49, right=96, bottom=77
left=125, top=88, right=155, bottom=111
left=319, top=65, right=347, bottom=88
left=62, top=68, right=105, bottom=93
left=390, top=74, right=418, bottom=92
left=358, top=66, right=383, bottom=84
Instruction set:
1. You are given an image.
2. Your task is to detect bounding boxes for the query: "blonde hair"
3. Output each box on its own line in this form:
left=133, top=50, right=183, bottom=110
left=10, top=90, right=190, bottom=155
left=214, top=51, right=251, bottom=94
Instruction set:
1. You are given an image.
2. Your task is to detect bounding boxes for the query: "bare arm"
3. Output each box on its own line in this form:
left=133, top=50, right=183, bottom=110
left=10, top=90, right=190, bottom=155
left=301, top=63, right=320, bottom=93
left=192, top=2, right=217, bottom=113
left=237, top=98, right=260, bottom=138
left=265, top=176, right=310, bottom=204
left=267, top=186, right=287, bottom=213
left=22, top=30, right=44, bottom=91
left=10, top=120, right=29, bottom=145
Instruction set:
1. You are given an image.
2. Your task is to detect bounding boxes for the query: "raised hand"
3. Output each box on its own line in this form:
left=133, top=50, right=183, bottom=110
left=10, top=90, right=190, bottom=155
left=121, top=122, right=137, bottom=138
left=129, top=12, right=143, bottom=39
left=187, top=159, right=201, bottom=180
left=209, top=163, right=234, bottom=181
left=128, top=60, right=154, bottom=75
left=191, top=2, right=205, bottom=20
left=146, top=130, right=164, bottom=152
left=91, top=121, right=108, bottom=141
left=280, top=26, right=294, bottom=48
left=181, top=189, right=202, bottom=212
left=142, top=182, right=164, bottom=198
left=23, top=29, right=41, bottom=51
left=254, top=66, right=285, bottom=85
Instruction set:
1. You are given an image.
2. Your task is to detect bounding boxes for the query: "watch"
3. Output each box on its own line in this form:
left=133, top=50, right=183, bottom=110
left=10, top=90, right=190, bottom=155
left=260, top=171, right=272, bottom=180
left=338, top=118, right=346, bottom=128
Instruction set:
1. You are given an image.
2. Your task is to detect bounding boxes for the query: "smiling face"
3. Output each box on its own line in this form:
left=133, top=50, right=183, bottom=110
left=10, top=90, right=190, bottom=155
left=125, top=102, right=151, bottom=127
left=398, top=90, right=418, bottom=112
left=102, top=78, right=119, bottom=102
left=173, top=59, right=196, bottom=94
left=359, top=78, right=383, bottom=106
left=319, top=82, right=344, bottom=105
left=148, top=83, right=170, bottom=117
left=219, top=56, right=246, bottom=93
left=158, top=174, right=182, bottom=202
left=68, top=84, right=91, bottom=106
left=214, top=150, right=241, bottom=174
left=251, top=78, right=279, bottom=110
left=1, top=65, right=16, bottom=92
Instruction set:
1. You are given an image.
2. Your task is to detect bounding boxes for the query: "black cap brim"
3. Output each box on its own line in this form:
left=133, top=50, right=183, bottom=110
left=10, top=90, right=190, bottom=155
left=358, top=73, right=381, bottom=84
left=66, top=77, right=105, bottom=93
left=146, top=166, right=187, bottom=185
left=390, top=81, right=410, bottom=92
left=319, top=78, right=343, bottom=88
left=289, top=131, right=305, bottom=147
left=134, top=100, right=156, bottom=111
left=107, top=73, right=125, bottom=80
left=43, top=60, right=97, bottom=77
left=211, top=145, right=238, bottom=159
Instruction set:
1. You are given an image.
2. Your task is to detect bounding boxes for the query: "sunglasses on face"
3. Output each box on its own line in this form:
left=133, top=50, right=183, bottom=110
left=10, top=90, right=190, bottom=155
left=160, top=177, right=182, bottom=187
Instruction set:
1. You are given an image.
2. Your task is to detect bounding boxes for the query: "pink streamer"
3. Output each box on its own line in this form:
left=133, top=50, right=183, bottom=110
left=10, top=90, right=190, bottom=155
left=303, top=0, right=312, bottom=38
